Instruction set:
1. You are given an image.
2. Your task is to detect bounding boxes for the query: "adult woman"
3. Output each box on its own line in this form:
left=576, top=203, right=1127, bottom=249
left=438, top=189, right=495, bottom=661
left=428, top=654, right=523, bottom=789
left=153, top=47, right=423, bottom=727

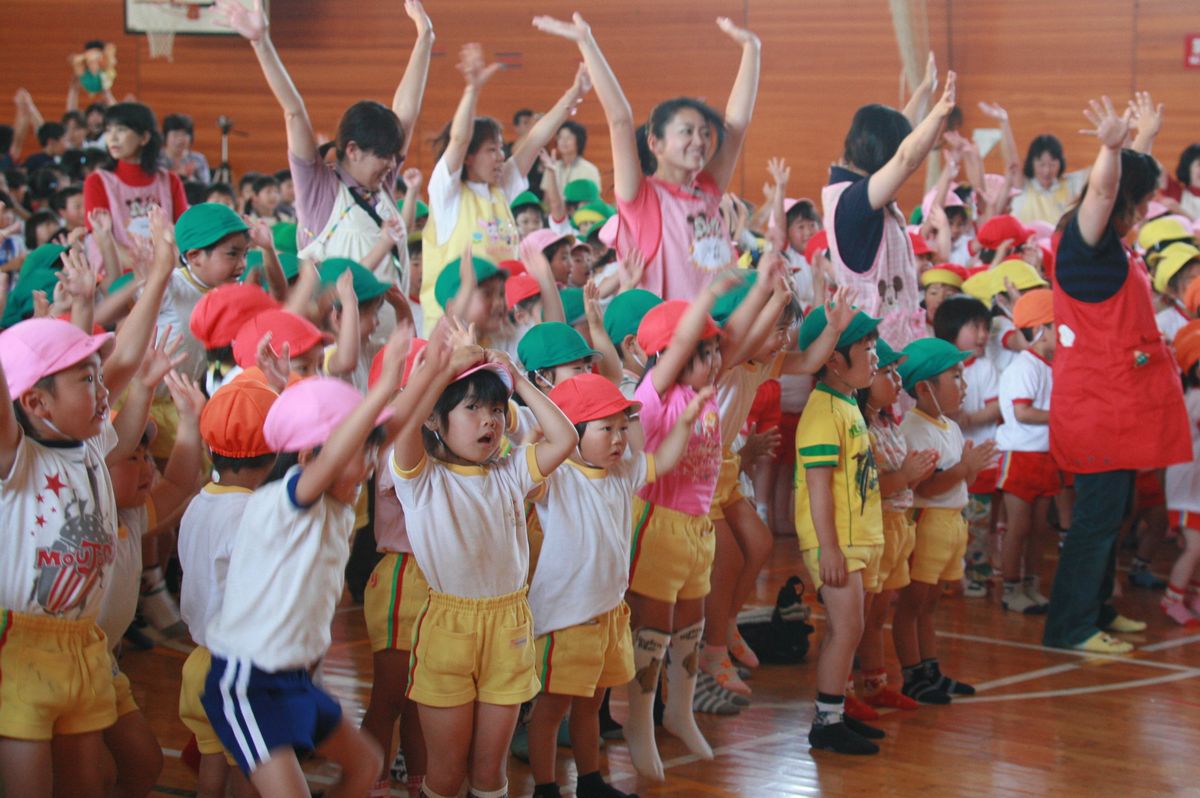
left=1164, top=143, right=1200, bottom=220
left=1046, top=96, right=1190, bottom=654
left=553, top=120, right=602, bottom=192
left=161, top=113, right=211, bottom=184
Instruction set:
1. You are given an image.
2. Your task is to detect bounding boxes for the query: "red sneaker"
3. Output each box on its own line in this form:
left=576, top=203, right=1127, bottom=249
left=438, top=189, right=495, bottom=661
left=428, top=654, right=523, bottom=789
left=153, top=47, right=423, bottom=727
left=844, top=693, right=881, bottom=721
left=864, top=687, right=920, bottom=711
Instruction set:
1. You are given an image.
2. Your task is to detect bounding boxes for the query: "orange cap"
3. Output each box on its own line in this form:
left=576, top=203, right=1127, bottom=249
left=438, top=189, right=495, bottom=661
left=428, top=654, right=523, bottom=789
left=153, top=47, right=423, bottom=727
left=1012, top=288, right=1054, bottom=329
left=200, top=378, right=278, bottom=458
left=1175, top=319, right=1200, bottom=373
left=1185, top=277, right=1200, bottom=317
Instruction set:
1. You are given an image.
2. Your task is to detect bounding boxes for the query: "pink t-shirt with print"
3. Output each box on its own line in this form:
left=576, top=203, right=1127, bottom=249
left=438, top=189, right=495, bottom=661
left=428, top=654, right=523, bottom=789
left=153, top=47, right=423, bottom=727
left=617, top=172, right=735, bottom=303
left=635, top=370, right=722, bottom=516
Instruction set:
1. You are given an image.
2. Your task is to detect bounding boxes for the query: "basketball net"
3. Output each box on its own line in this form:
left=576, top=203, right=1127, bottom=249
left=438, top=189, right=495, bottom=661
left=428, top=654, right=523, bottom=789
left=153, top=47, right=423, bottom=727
left=143, top=0, right=203, bottom=62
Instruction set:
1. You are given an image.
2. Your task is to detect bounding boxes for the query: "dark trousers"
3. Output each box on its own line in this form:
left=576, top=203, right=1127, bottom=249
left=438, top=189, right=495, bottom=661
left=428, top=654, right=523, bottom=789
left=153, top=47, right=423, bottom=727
left=1043, top=470, right=1132, bottom=648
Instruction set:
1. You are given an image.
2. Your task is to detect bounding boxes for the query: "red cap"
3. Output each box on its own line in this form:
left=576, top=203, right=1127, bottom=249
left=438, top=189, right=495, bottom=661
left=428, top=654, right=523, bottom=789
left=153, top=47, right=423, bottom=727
left=499, top=259, right=526, bottom=278
left=548, top=373, right=641, bottom=425
left=908, top=230, right=932, bottom=256
left=976, top=215, right=1034, bottom=250
left=804, top=230, right=829, bottom=263
left=231, top=310, right=324, bottom=368
left=368, top=338, right=428, bottom=389
left=190, top=284, right=281, bottom=349
left=505, top=273, right=541, bottom=310
left=636, top=299, right=720, bottom=357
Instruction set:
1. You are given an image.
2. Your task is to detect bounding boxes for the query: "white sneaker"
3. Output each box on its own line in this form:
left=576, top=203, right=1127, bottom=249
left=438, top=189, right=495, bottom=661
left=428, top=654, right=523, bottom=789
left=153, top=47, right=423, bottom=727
left=1023, top=577, right=1050, bottom=609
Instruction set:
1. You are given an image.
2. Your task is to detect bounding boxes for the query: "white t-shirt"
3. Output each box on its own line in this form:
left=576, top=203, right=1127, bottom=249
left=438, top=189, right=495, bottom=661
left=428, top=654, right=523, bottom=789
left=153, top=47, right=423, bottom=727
left=961, top=357, right=1000, bottom=451
left=0, top=422, right=118, bottom=620
left=178, top=482, right=253, bottom=649
left=783, top=247, right=815, bottom=311
left=373, top=446, right=412, bottom=553
left=900, top=408, right=967, bottom=509
left=1166, top=388, right=1200, bottom=515
left=157, top=268, right=210, bottom=384
left=428, top=157, right=528, bottom=248
left=528, top=452, right=653, bottom=637
left=1157, top=302, right=1190, bottom=344
left=97, top=502, right=151, bottom=649
left=716, top=357, right=781, bottom=450
left=986, top=315, right=1019, bottom=374
left=996, top=350, right=1053, bottom=452
left=391, top=445, right=544, bottom=597
left=205, top=467, right=356, bottom=671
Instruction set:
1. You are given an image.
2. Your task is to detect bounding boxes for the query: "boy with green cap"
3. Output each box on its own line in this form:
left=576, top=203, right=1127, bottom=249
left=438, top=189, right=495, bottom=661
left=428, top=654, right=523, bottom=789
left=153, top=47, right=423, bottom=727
left=894, top=338, right=996, bottom=705
left=320, top=258, right=394, bottom=393
left=793, top=302, right=887, bottom=754
left=603, top=289, right=662, bottom=399
left=511, top=190, right=546, bottom=238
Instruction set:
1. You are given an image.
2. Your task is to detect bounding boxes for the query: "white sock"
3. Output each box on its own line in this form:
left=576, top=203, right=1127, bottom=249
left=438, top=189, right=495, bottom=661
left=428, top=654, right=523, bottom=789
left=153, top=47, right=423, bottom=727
left=624, top=627, right=669, bottom=780
left=662, top=621, right=713, bottom=760
left=139, top=566, right=183, bottom=631
left=467, top=783, right=508, bottom=798
left=421, top=785, right=456, bottom=798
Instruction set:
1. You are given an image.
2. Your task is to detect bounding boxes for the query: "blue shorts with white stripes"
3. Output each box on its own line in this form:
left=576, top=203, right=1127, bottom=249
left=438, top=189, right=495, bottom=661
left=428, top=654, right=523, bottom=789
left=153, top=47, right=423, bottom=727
left=200, top=655, right=342, bottom=776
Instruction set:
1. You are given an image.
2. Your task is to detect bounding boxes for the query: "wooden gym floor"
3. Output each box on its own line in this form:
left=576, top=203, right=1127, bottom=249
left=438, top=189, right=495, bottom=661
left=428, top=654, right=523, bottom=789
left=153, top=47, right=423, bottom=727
left=126, top=537, right=1200, bottom=797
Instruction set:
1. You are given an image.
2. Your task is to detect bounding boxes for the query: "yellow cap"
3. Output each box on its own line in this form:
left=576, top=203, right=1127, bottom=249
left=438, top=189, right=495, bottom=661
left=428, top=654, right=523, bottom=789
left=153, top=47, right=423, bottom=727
left=1137, top=216, right=1193, bottom=260
left=1153, top=242, right=1200, bottom=294
left=920, top=267, right=965, bottom=289
left=993, top=259, right=1048, bottom=291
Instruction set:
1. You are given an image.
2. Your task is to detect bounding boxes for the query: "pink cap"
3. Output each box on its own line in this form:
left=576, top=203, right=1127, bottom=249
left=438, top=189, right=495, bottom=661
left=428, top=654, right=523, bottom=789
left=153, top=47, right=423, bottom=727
left=263, top=377, right=394, bottom=452
left=921, top=185, right=964, bottom=219
left=1146, top=201, right=1170, bottom=221
left=984, top=173, right=1021, bottom=200
left=0, top=318, right=114, bottom=397
left=783, top=197, right=799, bottom=214
left=454, top=360, right=514, bottom=396
left=519, top=228, right=574, bottom=267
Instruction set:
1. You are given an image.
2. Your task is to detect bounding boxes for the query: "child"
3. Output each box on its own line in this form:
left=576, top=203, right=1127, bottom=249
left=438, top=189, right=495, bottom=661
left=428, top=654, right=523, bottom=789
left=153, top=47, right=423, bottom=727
left=231, top=309, right=327, bottom=379
left=432, top=254, right=510, bottom=348
left=320, top=258, right=393, bottom=392
left=188, top=283, right=281, bottom=395
left=527, top=374, right=708, bottom=798
left=421, top=42, right=590, bottom=333
left=535, top=12, right=760, bottom=301
left=511, top=191, right=546, bottom=238
left=894, top=338, right=996, bottom=704
left=0, top=306, right=162, bottom=796
left=517, top=321, right=601, bottom=389
left=979, top=258, right=1047, bottom=372
left=602, top=288, right=661, bottom=399
left=390, top=335, right=578, bottom=798
left=856, top=340, right=937, bottom=712
left=1163, top=320, right=1200, bottom=625
left=244, top=174, right=283, bottom=222
left=97, top=365, right=205, bottom=798
left=793, top=304, right=886, bottom=754
left=178, top=375, right=279, bottom=798
left=995, top=289, right=1061, bottom=614
left=202, top=331, right=415, bottom=796
left=1152, top=242, right=1200, bottom=342
left=919, top=264, right=965, bottom=332
left=933, top=295, right=1001, bottom=598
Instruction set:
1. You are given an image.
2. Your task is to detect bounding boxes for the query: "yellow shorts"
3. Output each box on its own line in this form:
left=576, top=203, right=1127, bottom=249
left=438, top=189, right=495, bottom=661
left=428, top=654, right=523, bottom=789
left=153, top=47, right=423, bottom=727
left=148, top=394, right=181, bottom=461
left=364, top=552, right=430, bottom=653
left=879, top=511, right=917, bottom=592
left=910, top=507, right=968, bottom=585
left=179, top=645, right=226, bottom=757
left=535, top=603, right=634, bottom=698
left=801, top=544, right=883, bottom=594
left=709, top=452, right=746, bottom=522
left=0, top=611, right=117, bottom=740
left=354, top=480, right=369, bottom=530
left=629, top=499, right=716, bottom=603
left=110, top=655, right=139, bottom=717
left=407, top=588, right=539, bottom=708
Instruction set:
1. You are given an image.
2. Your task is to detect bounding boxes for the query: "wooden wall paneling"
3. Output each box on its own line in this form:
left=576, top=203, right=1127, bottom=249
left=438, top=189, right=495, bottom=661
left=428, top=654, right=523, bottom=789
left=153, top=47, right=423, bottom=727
left=1132, top=0, right=1200, bottom=176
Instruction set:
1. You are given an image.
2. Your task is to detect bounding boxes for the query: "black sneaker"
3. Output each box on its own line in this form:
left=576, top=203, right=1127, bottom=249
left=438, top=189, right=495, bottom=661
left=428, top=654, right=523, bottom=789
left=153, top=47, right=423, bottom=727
left=808, top=722, right=879, bottom=755
left=843, top=715, right=885, bottom=740
left=902, top=679, right=952, bottom=705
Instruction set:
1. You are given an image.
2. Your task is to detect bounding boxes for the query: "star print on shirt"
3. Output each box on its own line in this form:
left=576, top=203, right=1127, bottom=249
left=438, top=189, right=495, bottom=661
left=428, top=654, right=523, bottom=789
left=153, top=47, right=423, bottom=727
left=35, top=516, right=46, bottom=527
left=44, top=473, right=66, bottom=498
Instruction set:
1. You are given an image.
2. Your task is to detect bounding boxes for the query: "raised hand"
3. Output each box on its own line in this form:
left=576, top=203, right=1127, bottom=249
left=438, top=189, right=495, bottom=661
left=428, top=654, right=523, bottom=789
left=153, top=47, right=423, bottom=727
left=402, top=167, right=423, bottom=192
left=932, top=70, right=957, bottom=118
left=58, top=248, right=97, bottom=302
left=567, top=62, right=593, bottom=113
left=163, top=371, right=207, bottom=424
left=1128, top=90, right=1164, bottom=141
left=404, top=0, right=433, bottom=37
left=716, top=16, right=760, bottom=49
left=824, top=286, right=856, bottom=333
left=214, top=0, right=268, bottom=43
left=335, top=268, right=358, bottom=308
left=137, top=327, right=186, bottom=388
left=767, top=156, right=790, bottom=188
left=977, top=100, right=1008, bottom=123
left=583, top=279, right=604, bottom=327
left=88, top=208, right=113, bottom=239
left=920, top=51, right=938, bottom=93
left=617, top=248, right=645, bottom=293
left=1080, top=96, right=1131, bottom=150
left=532, top=13, right=592, bottom=43
left=457, top=43, right=502, bottom=90
left=708, top=269, right=746, bottom=299
left=376, top=321, right=414, bottom=387
left=740, top=422, right=781, bottom=463
left=255, top=332, right=291, bottom=392
left=247, top=216, right=274, bottom=250
left=442, top=313, right=478, bottom=350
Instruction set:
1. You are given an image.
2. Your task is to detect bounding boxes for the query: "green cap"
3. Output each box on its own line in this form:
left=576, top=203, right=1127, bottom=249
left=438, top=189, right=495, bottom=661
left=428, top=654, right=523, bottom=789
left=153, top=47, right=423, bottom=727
left=897, top=337, right=971, bottom=392
left=604, top=289, right=662, bottom=345
left=797, top=304, right=880, bottom=351
left=18, top=244, right=67, bottom=281
left=435, top=256, right=507, bottom=309
left=711, top=270, right=756, bottom=326
left=272, top=221, right=298, bottom=254
left=517, top=321, right=601, bottom=371
left=109, top=271, right=136, bottom=294
left=318, top=258, right=390, bottom=303
left=175, top=203, right=250, bottom=254
left=572, top=200, right=614, bottom=229
left=559, top=286, right=585, bottom=325
left=875, top=338, right=905, bottom=369
left=563, top=179, right=601, bottom=204
left=510, top=191, right=542, bottom=212
left=240, top=250, right=301, bottom=286
left=416, top=199, right=429, bottom=219
left=3, top=253, right=65, bottom=328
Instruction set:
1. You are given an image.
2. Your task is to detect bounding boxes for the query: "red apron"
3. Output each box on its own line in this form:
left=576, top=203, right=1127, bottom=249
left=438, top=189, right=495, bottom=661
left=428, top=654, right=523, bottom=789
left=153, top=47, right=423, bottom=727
left=1051, top=247, right=1191, bottom=473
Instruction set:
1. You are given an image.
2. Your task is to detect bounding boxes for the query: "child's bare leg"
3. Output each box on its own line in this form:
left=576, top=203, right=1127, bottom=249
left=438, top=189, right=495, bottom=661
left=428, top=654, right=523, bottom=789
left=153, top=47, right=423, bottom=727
left=770, top=467, right=797, bottom=537
left=894, top=582, right=950, bottom=704
left=51, top=730, right=111, bottom=798
left=416, top=703, right=474, bottom=796
left=102, top=710, right=163, bottom=798
left=195, top=753, right=231, bottom=798
left=622, top=592, right=673, bottom=779
left=1022, top=497, right=1051, bottom=585
left=0, top=737, right=53, bottom=798
left=398, top=693, right=427, bottom=788
left=725, top=499, right=774, bottom=667
left=891, top=582, right=924, bottom=667
left=1132, top=503, right=1168, bottom=587
left=361, top=649, right=410, bottom=780
left=917, top=587, right=940, bottom=660
left=808, top=574, right=879, bottom=754
left=700, top=519, right=747, bottom=692
left=856, top=591, right=884, bottom=673
left=1163, top=530, right=1200, bottom=623
left=529, top=693, right=571, bottom=786
left=247, top=748, right=309, bottom=797
left=467, top=702, right=521, bottom=794
left=1002, top=493, right=1040, bottom=613
left=568, top=690, right=605, bottom=776
left=316, top=718, right=383, bottom=798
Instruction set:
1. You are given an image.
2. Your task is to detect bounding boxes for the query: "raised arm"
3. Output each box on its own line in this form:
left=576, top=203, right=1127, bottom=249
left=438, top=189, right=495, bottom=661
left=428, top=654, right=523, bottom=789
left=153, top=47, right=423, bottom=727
left=780, top=287, right=855, bottom=374
left=902, top=53, right=937, bottom=127
left=392, top=0, right=435, bottom=158
left=537, top=150, right=567, bottom=224
left=650, top=275, right=735, bottom=396
left=326, top=271, right=360, bottom=376
left=1128, top=91, right=1164, bottom=156
left=442, top=43, right=503, bottom=177
left=653, top=385, right=714, bottom=474
left=216, top=0, right=318, bottom=162
left=978, top=101, right=1021, bottom=183
left=583, top=281, right=622, bottom=385
left=0, top=357, right=21, bottom=480
left=720, top=253, right=785, bottom=367
left=1076, top=96, right=1131, bottom=248
left=109, top=330, right=184, bottom=464
left=509, top=64, right=591, bottom=179
left=867, top=71, right=957, bottom=210
left=525, top=248, right=564, bottom=324
left=495, top=349, right=578, bottom=476
left=247, top=218, right=288, bottom=302
left=704, top=18, right=761, bottom=192
left=148, top=372, right=207, bottom=516
left=399, top=169, right=422, bottom=232
left=533, top=14, right=641, bottom=203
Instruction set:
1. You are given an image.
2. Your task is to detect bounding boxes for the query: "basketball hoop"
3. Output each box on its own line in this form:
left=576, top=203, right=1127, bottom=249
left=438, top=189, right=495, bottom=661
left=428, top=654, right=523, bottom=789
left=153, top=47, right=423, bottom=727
left=130, top=0, right=212, bottom=61
left=146, top=29, right=176, bottom=61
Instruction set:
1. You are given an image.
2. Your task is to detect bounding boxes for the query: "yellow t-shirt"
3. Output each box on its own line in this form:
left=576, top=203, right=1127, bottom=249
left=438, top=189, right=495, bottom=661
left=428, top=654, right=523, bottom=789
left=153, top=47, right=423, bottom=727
left=793, top=382, right=883, bottom=552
